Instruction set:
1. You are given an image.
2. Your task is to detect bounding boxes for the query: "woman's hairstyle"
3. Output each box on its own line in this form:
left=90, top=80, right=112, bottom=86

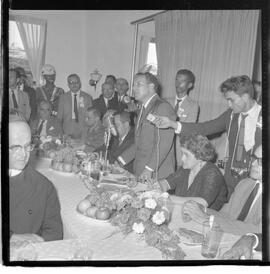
left=180, top=134, right=216, bottom=162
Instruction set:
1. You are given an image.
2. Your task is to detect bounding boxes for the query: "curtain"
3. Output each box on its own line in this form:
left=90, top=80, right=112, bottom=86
left=10, top=14, right=47, bottom=86
left=155, top=10, right=259, bottom=159
left=137, top=35, right=152, bottom=72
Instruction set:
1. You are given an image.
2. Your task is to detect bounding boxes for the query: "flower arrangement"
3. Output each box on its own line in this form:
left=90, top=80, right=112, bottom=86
left=34, top=135, right=64, bottom=158
left=109, top=190, right=186, bottom=260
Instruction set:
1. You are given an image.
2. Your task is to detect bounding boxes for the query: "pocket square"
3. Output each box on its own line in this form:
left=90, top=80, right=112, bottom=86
left=49, top=126, right=54, bottom=131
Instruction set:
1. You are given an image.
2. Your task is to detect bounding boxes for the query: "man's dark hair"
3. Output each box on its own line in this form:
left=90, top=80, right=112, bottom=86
left=105, top=75, right=117, bottom=84
left=220, top=75, right=254, bottom=98
left=86, top=106, right=102, bottom=120
left=15, top=67, right=27, bottom=78
left=176, top=69, right=195, bottom=84
left=114, top=111, right=131, bottom=125
left=67, top=74, right=80, bottom=81
left=135, top=72, right=160, bottom=92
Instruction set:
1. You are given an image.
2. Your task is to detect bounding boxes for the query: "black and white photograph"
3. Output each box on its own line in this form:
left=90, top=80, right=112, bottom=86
left=1, top=0, right=269, bottom=268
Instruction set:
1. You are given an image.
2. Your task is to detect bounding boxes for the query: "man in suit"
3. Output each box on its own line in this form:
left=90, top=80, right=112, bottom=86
left=93, top=82, right=119, bottom=118
left=118, top=72, right=176, bottom=180
left=36, top=64, right=65, bottom=116
left=57, top=74, right=93, bottom=139
left=9, top=68, right=31, bottom=122
left=115, top=78, right=129, bottom=111
left=15, top=67, right=37, bottom=122
left=172, top=69, right=200, bottom=167
left=153, top=75, right=262, bottom=199
left=95, top=111, right=135, bottom=173
left=173, top=69, right=199, bottom=123
left=30, top=100, right=62, bottom=138
left=82, top=107, right=105, bottom=152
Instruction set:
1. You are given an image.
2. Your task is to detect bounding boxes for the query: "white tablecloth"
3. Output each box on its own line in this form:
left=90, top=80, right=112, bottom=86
left=15, top=157, right=261, bottom=261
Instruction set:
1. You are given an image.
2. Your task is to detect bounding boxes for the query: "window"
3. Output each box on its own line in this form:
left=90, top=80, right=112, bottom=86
left=145, top=40, right=158, bottom=75
left=9, top=20, right=32, bottom=80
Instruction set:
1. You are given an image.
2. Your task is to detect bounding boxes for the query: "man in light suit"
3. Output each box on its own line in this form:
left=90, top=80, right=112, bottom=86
left=30, top=100, right=62, bottom=138
left=9, top=68, right=31, bottom=122
left=93, top=82, right=119, bottom=118
left=182, top=145, right=262, bottom=235
left=57, top=74, right=93, bottom=139
left=118, top=72, right=176, bottom=180
left=171, top=69, right=199, bottom=167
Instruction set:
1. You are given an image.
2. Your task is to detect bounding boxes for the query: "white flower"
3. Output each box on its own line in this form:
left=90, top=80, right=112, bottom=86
left=46, top=136, right=52, bottom=142
left=40, top=136, right=46, bottom=143
left=132, top=222, right=145, bottom=234
left=152, top=211, right=166, bottom=225
left=160, top=192, right=169, bottom=199
left=49, top=126, right=54, bottom=131
left=55, top=139, right=61, bottom=145
left=145, top=198, right=157, bottom=209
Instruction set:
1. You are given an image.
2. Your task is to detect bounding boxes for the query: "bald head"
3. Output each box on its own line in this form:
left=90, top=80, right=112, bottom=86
left=116, top=78, right=129, bottom=96
left=9, top=120, right=31, bottom=170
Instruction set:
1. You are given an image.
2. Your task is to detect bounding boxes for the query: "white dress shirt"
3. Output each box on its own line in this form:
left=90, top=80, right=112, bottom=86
left=174, top=95, right=187, bottom=108
left=38, top=119, right=48, bottom=136
left=9, top=169, right=22, bottom=177
left=239, top=102, right=261, bottom=152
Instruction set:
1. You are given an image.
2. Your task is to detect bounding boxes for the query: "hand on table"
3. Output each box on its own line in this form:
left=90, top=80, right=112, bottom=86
left=182, top=200, right=209, bottom=224
left=10, top=233, right=44, bottom=249
left=139, top=168, right=153, bottom=183
left=221, top=235, right=255, bottom=260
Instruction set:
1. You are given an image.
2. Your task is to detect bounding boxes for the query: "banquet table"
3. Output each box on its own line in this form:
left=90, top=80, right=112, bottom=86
left=11, top=157, right=262, bottom=261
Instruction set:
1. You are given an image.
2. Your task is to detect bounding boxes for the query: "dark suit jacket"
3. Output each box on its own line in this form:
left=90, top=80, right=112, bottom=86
left=181, top=107, right=262, bottom=199
left=30, top=116, right=63, bottom=137
left=93, top=93, right=122, bottom=117
left=23, top=85, right=37, bottom=122
left=120, top=94, right=176, bottom=179
left=57, top=91, right=93, bottom=139
left=95, top=127, right=135, bottom=173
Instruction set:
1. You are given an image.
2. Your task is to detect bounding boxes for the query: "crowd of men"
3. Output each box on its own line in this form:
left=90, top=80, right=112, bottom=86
left=8, top=64, right=263, bottom=258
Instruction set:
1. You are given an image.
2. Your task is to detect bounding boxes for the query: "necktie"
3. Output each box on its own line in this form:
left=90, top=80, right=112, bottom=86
left=174, top=98, right=182, bottom=113
left=136, top=106, right=144, bottom=131
left=237, top=183, right=260, bottom=221
left=37, top=120, right=45, bottom=136
left=74, top=94, right=79, bottom=122
left=11, top=90, right=18, bottom=109
left=236, top=113, right=248, bottom=161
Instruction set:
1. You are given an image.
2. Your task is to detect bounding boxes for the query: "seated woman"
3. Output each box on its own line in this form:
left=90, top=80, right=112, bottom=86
left=158, top=134, right=227, bottom=210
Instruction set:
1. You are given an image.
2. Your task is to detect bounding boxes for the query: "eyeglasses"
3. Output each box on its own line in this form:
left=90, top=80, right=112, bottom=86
left=9, top=143, right=34, bottom=154
left=68, top=81, right=80, bottom=85
left=133, top=82, right=146, bottom=88
left=251, top=154, right=262, bottom=166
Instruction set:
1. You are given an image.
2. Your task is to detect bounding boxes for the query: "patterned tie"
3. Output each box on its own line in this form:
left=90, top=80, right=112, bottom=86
left=11, top=90, right=18, bottom=109
left=237, top=183, right=260, bottom=221
left=236, top=113, right=248, bottom=161
left=37, top=120, right=45, bottom=136
left=174, top=98, right=182, bottom=113
left=74, top=94, right=79, bottom=122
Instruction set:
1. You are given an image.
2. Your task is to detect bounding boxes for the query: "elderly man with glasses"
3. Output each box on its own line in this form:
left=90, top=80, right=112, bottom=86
left=9, top=118, right=63, bottom=247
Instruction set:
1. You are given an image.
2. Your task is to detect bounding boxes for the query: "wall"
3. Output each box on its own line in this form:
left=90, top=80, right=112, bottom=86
left=10, top=10, right=157, bottom=98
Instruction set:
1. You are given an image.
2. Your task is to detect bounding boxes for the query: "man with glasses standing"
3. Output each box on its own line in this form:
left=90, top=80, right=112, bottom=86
left=57, top=74, right=93, bottom=139
left=9, top=119, right=63, bottom=246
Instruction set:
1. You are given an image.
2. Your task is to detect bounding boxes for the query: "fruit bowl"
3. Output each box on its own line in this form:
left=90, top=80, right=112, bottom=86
left=50, top=160, right=79, bottom=174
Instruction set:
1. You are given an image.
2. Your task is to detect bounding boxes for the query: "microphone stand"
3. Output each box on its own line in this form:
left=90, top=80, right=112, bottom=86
left=104, top=129, right=111, bottom=171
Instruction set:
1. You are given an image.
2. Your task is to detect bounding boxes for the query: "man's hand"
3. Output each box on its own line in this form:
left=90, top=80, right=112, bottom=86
left=182, top=200, right=209, bottom=224
left=10, top=233, right=44, bottom=248
left=152, top=116, right=178, bottom=129
left=139, top=168, right=153, bottom=183
left=221, top=235, right=256, bottom=260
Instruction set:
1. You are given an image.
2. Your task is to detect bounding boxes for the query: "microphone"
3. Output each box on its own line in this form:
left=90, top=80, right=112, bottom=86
left=106, top=114, right=117, bottom=136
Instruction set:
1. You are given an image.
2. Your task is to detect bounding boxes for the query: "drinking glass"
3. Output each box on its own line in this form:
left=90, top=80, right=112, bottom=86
left=201, top=221, right=223, bottom=259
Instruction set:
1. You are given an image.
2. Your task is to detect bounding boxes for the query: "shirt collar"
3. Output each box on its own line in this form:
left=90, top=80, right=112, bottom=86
left=9, top=169, right=23, bottom=177
left=71, top=91, right=81, bottom=96
left=242, top=101, right=260, bottom=117
left=175, top=95, right=187, bottom=104
left=143, top=94, right=157, bottom=108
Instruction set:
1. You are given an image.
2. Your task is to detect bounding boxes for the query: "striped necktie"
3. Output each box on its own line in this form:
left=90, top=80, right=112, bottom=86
left=37, top=120, right=45, bottom=136
left=237, top=183, right=260, bottom=221
left=236, top=113, right=248, bottom=161
left=74, top=94, right=79, bottom=122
